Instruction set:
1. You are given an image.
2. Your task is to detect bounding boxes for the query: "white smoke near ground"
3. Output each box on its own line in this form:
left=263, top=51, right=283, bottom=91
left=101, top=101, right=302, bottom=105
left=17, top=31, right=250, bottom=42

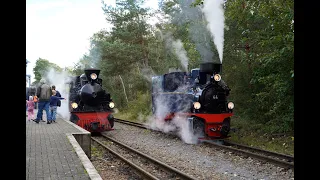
left=145, top=94, right=176, bottom=133
left=171, top=115, right=199, bottom=144
left=202, top=0, right=225, bottom=63
left=44, top=68, right=73, bottom=120
left=145, top=83, right=199, bottom=144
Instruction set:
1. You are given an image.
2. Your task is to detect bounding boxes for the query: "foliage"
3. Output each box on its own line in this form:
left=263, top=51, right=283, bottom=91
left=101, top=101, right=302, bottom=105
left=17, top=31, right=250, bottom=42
left=229, top=116, right=294, bottom=156
left=190, top=0, right=203, bottom=7
left=33, top=58, right=63, bottom=83
left=115, top=91, right=152, bottom=122
left=223, top=0, right=294, bottom=132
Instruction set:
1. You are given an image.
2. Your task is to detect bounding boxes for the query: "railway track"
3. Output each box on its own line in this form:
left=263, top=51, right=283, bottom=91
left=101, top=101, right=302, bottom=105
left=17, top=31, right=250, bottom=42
left=114, top=118, right=294, bottom=169
left=91, top=134, right=196, bottom=180
left=204, top=140, right=294, bottom=169
left=114, top=118, right=148, bottom=129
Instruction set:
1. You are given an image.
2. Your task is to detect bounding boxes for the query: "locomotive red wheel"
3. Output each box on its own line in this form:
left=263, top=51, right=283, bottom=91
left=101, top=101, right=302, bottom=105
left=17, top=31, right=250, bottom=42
left=192, top=117, right=205, bottom=137
left=107, top=114, right=114, bottom=128
left=220, top=117, right=231, bottom=136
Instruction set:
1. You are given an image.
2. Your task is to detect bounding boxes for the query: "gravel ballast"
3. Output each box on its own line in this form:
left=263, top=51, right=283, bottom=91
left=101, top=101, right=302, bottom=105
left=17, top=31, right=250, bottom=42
left=100, top=122, right=294, bottom=180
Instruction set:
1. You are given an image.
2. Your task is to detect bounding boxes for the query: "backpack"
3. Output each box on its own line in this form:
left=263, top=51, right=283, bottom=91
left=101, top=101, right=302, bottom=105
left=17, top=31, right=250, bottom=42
left=56, top=90, right=61, bottom=107
left=40, top=84, right=51, bottom=100
left=57, top=100, right=61, bottom=107
left=33, top=96, right=38, bottom=102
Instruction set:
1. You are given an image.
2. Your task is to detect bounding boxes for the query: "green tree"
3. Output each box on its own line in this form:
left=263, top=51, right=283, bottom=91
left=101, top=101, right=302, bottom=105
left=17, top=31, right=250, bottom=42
left=33, top=58, right=63, bottom=83
left=223, top=0, right=294, bottom=132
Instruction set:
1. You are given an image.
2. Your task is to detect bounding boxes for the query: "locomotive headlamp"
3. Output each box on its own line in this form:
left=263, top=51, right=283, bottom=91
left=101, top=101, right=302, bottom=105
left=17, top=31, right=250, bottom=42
left=193, top=102, right=201, bottom=109
left=90, top=73, right=97, bottom=80
left=214, top=74, right=221, bottom=81
left=228, top=102, right=234, bottom=109
left=71, top=102, right=78, bottom=109
left=109, top=102, right=115, bottom=108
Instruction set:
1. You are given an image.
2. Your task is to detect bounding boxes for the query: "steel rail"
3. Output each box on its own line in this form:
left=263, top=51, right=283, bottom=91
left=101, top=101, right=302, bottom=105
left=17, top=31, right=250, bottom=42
left=223, top=140, right=294, bottom=162
left=100, top=134, right=196, bottom=180
left=91, top=137, right=159, bottom=180
left=205, top=141, right=294, bottom=169
left=114, top=118, right=148, bottom=129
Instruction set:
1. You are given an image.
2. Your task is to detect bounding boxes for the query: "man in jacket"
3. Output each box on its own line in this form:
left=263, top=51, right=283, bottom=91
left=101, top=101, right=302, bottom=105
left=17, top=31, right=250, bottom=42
left=33, top=79, right=52, bottom=124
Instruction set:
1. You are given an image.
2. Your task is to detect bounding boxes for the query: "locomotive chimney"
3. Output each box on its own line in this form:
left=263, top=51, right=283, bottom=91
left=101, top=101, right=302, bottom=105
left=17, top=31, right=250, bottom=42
left=200, top=62, right=222, bottom=75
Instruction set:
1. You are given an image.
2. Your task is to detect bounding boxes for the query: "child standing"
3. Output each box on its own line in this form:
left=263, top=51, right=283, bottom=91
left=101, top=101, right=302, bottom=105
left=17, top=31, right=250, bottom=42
left=26, top=96, right=35, bottom=121
left=49, top=90, right=65, bottom=123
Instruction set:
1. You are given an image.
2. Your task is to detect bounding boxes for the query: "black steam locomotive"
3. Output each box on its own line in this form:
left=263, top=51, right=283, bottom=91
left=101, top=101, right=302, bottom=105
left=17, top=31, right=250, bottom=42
left=67, top=68, right=115, bottom=132
left=151, top=62, right=234, bottom=139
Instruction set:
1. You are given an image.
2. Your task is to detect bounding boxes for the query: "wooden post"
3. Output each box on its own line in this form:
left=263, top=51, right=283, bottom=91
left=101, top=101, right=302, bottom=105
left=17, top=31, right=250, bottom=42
left=119, top=75, right=129, bottom=103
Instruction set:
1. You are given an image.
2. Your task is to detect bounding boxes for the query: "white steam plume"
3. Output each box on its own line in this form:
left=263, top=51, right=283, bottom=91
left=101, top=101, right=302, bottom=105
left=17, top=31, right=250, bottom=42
left=202, top=0, right=225, bottom=63
left=172, top=39, right=188, bottom=72
left=164, top=32, right=189, bottom=72
left=141, top=67, right=156, bottom=83
left=44, top=68, right=73, bottom=120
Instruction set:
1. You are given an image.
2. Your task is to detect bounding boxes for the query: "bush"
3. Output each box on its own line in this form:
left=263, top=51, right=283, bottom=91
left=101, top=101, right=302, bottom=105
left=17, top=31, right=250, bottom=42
left=115, top=91, right=152, bottom=122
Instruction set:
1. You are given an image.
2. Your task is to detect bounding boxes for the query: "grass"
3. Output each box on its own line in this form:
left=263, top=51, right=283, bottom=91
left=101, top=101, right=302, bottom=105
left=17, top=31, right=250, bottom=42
left=91, top=145, right=104, bottom=158
left=114, top=91, right=152, bottom=123
left=229, top=116, right=294, bottom=156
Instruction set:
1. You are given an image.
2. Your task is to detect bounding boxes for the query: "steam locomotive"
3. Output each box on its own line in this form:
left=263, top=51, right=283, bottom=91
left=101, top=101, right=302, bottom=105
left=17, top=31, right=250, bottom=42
left=67, top=68, right=115, bottom=133
left=151, top=62, right=234, bottom=139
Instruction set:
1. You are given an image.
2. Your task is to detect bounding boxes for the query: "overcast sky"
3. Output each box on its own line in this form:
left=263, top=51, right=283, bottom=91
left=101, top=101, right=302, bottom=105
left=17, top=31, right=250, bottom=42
left=26, top=0, right=158, bottom=83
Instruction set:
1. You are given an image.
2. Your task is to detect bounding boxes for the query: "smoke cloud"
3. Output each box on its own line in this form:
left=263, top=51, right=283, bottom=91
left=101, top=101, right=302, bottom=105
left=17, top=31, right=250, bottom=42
left=172, top=39, right=188, bottom=72
left=163, top=32, right=189, bottom=72
left=202, top=0, right=225, bottom=63
left=43, top=68, right=73, bottom=120
left=145, top=81, right=200, bottom=144
left=141, top=66, right=156, bottom=83
left=188, top=22, right=214, bottom=63
left=169, top=0, right=219, bottom=63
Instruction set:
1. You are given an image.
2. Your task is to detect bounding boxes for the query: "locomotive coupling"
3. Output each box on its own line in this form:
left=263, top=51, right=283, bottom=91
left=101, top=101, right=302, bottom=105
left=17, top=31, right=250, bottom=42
left=107, top=114, right=114, bottom=121
left=90, top=122, right=100, bottom=131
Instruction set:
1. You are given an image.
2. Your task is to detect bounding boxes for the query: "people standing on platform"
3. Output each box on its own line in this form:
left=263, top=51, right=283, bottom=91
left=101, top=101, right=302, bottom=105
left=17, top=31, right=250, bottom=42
left=33, top=79, right=52, bottom=124
left=49, top=90, right=65, bottom=123
left=26, top=96, right=35, bottom=121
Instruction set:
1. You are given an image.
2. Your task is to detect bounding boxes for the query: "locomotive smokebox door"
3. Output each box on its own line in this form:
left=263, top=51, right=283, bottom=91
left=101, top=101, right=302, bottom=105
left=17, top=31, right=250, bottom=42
left=200, top=62, right=222, bottom=75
